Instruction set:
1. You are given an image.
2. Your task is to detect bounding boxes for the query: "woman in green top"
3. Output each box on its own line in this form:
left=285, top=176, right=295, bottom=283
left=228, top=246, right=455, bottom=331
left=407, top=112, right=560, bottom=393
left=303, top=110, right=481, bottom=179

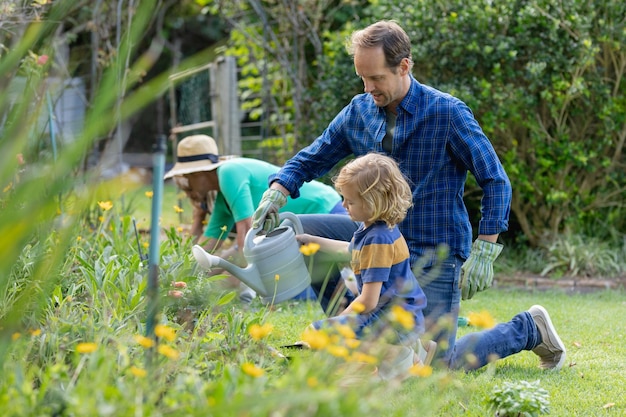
left=164, top=134, right=346, bottom=269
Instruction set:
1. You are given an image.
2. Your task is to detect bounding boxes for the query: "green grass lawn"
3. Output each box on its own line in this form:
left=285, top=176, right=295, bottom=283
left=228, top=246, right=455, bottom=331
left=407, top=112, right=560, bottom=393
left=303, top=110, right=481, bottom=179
left=266, top=288, right=626, bottom=416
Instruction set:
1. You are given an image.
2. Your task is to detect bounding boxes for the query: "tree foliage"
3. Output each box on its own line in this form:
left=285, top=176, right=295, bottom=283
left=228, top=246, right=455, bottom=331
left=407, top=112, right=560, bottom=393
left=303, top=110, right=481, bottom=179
left=202, top=0, right=365, bottom=163
left=365, top=0, right=626, bottom=246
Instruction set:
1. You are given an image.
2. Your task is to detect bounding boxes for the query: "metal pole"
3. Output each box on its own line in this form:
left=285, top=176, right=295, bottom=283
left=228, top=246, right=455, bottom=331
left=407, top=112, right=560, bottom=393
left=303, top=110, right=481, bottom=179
left=146, top=134, right=166, bottom=347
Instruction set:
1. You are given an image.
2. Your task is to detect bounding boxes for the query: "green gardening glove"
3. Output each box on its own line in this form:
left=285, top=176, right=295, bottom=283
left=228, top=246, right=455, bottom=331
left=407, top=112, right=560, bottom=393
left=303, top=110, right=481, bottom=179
left=460, top=239, right=503, bottom=300
left=252, top=188, right=287, bottom=232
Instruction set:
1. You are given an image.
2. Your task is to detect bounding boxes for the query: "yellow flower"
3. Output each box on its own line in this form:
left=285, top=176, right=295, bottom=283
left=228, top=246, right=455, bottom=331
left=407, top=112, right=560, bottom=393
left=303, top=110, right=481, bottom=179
left=344, top=338, right=361, bottom=349
left=241, top=362, right=264, bottom=378
left=98, top=201, right=113, bottom=211
left=308, top=242, right=321, bottom=254
left=173, top=205, right=184, bottom=213
left=409, top=363, right=433, bottom=377
left=349, top=351, right=378, bottom=364
left=351, top=301, right=366, bottom=314
left=98, top=215, right=104, bottom=223
left=326, top=345, right=349, bottom=358
left=154, top=324, right=176, bottom=342
left=134, top=334, right=155, bottom=348
left=29, top=329, right=41, bottom=336
left=249, top=323, right=274, bottom=341
left=11, top=332, right=20, bottom=341
left=467, top=310, right=496, bottom=329
left=275, top=274, right=280, bottom=282
left=130, top=366, right=147, bottom=378
left=301, top=328, right=330, bottom=350
left=389, top=305, right=415, bottom=330
left=76, top=342, right=98, bottom=354
left=145, top=191, right=153, bottom=198
left=76, top=236, right=82, bottom=241
left=3, top=182, right=13, bottom=193
left=142, top=242, right=149, bottom=248
left=220, top=225, right=228, bottom=232
left=334, top=324, right=356, bottom=340
left=157, top=345, right=180, bottom=360
left=307, top=376, right=319, bottom=387
left=177, top=226, right=183, bottom=233
left=299, top=242, right=321, bottom=256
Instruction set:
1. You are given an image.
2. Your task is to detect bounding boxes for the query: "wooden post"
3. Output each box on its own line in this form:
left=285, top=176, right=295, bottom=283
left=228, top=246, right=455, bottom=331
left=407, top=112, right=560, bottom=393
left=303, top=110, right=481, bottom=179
left=211, top=56, right=241, bottom=156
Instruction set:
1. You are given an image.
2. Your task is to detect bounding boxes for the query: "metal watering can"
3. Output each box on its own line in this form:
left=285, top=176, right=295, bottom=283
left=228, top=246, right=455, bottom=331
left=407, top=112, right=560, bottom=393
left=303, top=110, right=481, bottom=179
left=192, top=212, right=311, bottom=304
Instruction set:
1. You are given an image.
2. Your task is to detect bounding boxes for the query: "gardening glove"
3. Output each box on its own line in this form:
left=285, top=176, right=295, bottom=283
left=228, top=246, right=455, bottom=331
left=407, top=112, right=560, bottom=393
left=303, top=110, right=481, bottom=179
left=460, top=239, right=503, bottom=300
left=252, top=188, right=287, bottom=232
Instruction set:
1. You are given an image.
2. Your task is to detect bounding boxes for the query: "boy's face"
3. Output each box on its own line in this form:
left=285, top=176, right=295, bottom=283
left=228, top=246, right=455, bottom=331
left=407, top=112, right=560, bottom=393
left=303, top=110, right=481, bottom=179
left=340, top=182, right=372, bottom=226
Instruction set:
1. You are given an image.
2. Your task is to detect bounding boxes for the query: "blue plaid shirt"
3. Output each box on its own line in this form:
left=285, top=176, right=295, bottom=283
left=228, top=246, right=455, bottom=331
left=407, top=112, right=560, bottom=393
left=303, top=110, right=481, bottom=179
left=270, top=76, right=511, bottom=260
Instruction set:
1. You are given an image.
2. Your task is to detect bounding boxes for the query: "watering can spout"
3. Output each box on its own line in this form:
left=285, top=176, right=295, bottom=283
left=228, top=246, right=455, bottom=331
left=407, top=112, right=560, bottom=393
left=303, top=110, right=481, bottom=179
left=192, top=245, right=267, bottom=295
left=191, top=213, right=312, bottom=304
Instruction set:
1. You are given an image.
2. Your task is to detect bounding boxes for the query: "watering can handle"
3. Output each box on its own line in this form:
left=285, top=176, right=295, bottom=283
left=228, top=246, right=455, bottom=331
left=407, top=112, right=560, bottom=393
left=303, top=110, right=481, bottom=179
left=278, top=212, right=304, bottom=234
left=244, top=212, right=303, bottom=251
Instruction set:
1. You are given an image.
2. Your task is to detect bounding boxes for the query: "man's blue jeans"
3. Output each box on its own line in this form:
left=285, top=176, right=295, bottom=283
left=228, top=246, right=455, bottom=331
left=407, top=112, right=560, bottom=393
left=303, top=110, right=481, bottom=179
left=297, top=214, right=540, bottom=371
left=414, top=252, right=539, bottom=370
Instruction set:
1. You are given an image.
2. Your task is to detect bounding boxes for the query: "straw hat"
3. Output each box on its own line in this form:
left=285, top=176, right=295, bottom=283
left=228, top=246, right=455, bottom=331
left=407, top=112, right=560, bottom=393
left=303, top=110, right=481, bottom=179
left=163, top=135, right=235, bottom=179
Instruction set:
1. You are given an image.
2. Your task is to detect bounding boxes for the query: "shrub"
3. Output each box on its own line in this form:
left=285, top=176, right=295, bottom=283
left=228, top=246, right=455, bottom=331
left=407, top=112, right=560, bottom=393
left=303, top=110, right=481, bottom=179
left=364, top=0, right=626, bottom=245
left=487, top=380, right=550, bottom=417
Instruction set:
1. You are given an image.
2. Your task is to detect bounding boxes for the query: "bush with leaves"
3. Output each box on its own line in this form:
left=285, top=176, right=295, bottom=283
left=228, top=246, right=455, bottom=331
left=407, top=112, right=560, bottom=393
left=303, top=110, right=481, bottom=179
left=487, top=379, right=550, bottom=417
left=206, top=0, right=367, bottom=163
left=361, top=0, right=626, bottom=247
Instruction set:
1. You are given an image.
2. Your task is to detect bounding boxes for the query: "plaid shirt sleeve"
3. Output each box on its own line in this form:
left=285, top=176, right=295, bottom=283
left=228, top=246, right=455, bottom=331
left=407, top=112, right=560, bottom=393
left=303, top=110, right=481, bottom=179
left=447, top=99, right=511, bottom=235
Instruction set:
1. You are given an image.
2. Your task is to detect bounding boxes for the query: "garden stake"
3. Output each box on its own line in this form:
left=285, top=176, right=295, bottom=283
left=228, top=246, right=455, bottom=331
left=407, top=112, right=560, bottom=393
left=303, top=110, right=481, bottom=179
left=145, top=134, right=166, bottom=363
left=132, top=217, right=147, bottom=263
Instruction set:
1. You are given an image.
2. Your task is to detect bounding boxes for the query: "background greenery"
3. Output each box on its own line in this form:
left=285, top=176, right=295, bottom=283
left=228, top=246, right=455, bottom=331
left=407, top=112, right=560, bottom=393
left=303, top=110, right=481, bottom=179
left=213, top=0, right=626, bottom=254
left=1, top=0, right=625, bottom=416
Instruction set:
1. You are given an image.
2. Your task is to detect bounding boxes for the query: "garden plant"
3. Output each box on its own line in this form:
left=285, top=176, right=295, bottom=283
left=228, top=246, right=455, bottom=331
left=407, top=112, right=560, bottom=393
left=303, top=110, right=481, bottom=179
left=1, top=0, right=625, bottom=416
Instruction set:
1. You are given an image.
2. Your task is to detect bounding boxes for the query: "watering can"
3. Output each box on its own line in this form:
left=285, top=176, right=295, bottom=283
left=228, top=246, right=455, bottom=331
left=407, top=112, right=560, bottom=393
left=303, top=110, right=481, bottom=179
left=192, top=212, right=311, bottom=304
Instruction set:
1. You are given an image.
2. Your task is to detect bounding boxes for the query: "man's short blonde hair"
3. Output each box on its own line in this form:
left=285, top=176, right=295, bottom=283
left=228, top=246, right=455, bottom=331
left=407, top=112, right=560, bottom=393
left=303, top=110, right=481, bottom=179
left=347, top=20, right=414, bottom=72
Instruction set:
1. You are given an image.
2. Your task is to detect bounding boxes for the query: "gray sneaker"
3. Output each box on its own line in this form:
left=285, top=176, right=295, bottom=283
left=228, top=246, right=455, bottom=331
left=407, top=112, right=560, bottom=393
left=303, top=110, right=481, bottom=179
left=529, top=305, right=566, bottom=370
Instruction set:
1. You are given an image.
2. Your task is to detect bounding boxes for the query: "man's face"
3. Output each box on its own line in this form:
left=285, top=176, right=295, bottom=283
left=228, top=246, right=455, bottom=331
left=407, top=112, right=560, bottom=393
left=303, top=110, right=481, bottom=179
left=353, top=46, right=409, bottom=110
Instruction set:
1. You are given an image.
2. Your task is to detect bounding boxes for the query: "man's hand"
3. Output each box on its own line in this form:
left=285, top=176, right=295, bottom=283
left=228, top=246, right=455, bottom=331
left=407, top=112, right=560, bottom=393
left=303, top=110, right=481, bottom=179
left=460, top=239, right=503, bottom=300
left=252, top=188, right=287, bottom=231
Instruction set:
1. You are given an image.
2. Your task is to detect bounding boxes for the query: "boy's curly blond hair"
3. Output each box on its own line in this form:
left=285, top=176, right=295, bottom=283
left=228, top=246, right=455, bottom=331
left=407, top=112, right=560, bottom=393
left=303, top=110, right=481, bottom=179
left=334, top=153, right=413, bottom=228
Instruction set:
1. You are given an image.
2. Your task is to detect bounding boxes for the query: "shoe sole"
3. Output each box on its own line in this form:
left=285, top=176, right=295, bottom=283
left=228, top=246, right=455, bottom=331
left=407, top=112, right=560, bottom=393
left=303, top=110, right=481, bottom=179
left=530, top=305, right=566, bottom=370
